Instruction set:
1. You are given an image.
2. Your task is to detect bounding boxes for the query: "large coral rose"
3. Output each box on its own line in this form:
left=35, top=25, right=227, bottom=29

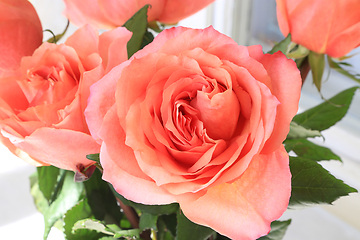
left=86, top=26, right=301, bottom=239
left=0, top=25, right=132, bottom=170
left=63, top=0, right=215, bottom=29
left=276, top=0, right=360, bottom=58
left=0, top=0, right=42, bottom=78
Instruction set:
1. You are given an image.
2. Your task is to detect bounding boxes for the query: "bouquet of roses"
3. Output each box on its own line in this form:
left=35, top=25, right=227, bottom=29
left=0, top=0, right=359, bottom=239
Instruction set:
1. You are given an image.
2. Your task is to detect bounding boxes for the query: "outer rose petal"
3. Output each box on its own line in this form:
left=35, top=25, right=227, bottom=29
left=99, top=106, right=176, bottom=204
left=98, top=27, right=132, bottom=73
left=98, top=0, right=165, bottom=26
left=85, top=61, right=130, bottom=142
left=0, top=134, right=46, bottom=166
left=64, top=0, right=214, bottom=28
left=255, top=51, right=301, bottom=154
left=0, top=0, right=42, bottom=77
left=178, top=146, right=291, bottom=240
left=13, top=128, right=100, bottom=171
left=62, top=0, right=116, bottom=29
left=158, top=0, right=215, bottom=24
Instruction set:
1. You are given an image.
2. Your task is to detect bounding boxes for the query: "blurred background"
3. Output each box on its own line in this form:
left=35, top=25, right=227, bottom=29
left=1, top=0, right=360, bottom=239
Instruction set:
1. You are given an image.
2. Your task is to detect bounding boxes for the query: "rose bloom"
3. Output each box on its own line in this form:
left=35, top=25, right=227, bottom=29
left=63, top=0, right=215, bottom=29
left=276, top=0, right=360, bottom=58
left=86, top=26, right=301, bottom=239
left=0, top=0, right=43, bottom=78
left=0, top=24, right=132, bottom=170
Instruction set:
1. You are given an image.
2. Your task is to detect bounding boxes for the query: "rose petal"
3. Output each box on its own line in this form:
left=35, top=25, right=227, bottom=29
left=158, top=0, right=214, bottom=24
left=256, top=52, right=301, bottom=154
left=85, top=61, right=130, bottom=142
left=63, top=0, right=116, bottom=29
left=15, top=127, right=100, bottom=171
left=98, top=27, right=132, bottom=73
left=98, top=0, right=165, bottom=26
left=0, top=0, right=42, bottom=77
left=177, top=145, right=291, bottom=240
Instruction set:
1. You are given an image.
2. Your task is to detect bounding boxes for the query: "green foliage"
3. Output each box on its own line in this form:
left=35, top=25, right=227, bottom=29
left=268, top=34, right=291, bottom=55
left=176, top=210, right=215, bottom=240
left=257, top=220, right=292, bottom=240
left=284, top=139, right=341, bottom=161
left=139, top=213, right=158, bottom=231
left=293, top=87, right=359, bottom=131
left=328, top=57, right=360, bottom=84
left=123, top=5, right=154, bottom=58
left=289, top=157, right=357, bottom=206
left=72, top=219, right=116, bottom=235
left=110, top=184, right=179, bottom=215
left=30, top=173, right=50, bottom=215
left=84, top=169, right=123, bottom=225
left=64, top=199, right=104, bottom=240
left=308, top=51, right=325, bottom=92
left=86, top=153, right=100, bottom=163
left=43, top=171, right=84, bottom=239
left=287, top=121, right=322, bottom=139
left=37, top=166, right=61, bottom=203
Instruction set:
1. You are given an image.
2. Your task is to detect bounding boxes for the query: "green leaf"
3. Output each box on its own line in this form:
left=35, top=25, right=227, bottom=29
left=328, top=57, right=360, bottom=84
left=284, top=139, right=341, bottom=161
left=43, top=171, right=84, bottom=239
left=308, top=51, right=325, bottom=92
left=176, top=210, right=215, bottom=240
left=110, top=184, right=179, bottom=215
left=86, top=153, right=100, bottom=163
left=286, top=121, right=322, bottom=139
left=293, top=87, right=359, bottom=131
left=72, top=219, right=114, bottom=235
left=113, top=229, right=141, bottom=239
left=289, top=157, right=357, bottom=206
left=30, top=175, right=49, bottom=215
left=37, top=166, right=60, bottom=203
left=84, top=169, right=122, bottom=225
left=268, top=34, right=291, bottom=55
left=158, top=213, right=177, bottom=237
left=157, top=214, right=177, bottom=240
left=257, top=220, right=292, bottom=240
left=139, top=212, right=158, bottom=231
left=123, top=5, right=149, bottom=58
left=140, top=30, right=154, bottom=49
left=64, top=199, right=104, bottom=240
left=99, top=237, right=118, bottom=240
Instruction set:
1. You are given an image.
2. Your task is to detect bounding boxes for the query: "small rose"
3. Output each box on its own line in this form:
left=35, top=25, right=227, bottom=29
left=86, top=26, right=301, bottom=239
left=63, top=0, right=215, bottom=29
left=276, top=0, right=360, bottom=58
left=0, top=25, right=132, bottom=170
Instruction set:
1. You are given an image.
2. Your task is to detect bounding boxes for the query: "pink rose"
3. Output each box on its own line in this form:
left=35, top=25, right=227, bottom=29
left=276, top=0, right=360, bottom=58
left=63, top=0, right=215, bottom=29
left=86, top=26, right=301, bottom=239
left=0, top=24, right=132, bottom=170
left=0, top=0, right=42, bottom=78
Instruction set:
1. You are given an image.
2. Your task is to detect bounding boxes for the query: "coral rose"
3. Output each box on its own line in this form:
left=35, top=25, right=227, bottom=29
left=0, top=0, right=42, bottom=78
left=0, top=24, right=132, bottom=170
left=86, top=26, right=301, bottom=239
left=63, top=0, right=215, bottom=29
left=276, top=0, right=360, bottom=58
